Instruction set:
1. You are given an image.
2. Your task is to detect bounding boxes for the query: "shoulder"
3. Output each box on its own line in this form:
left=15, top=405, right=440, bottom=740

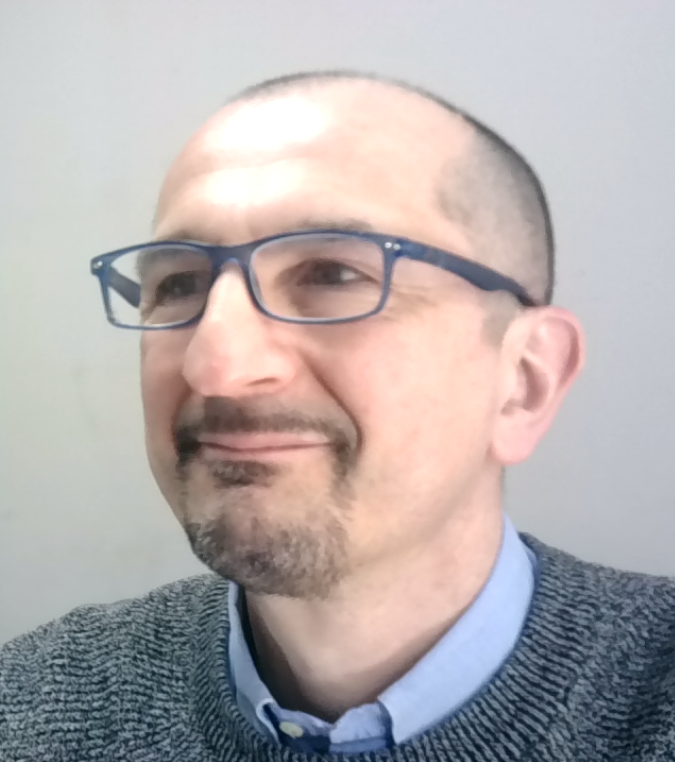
left=524, top=534, right=675, bottom=753
left=524, top=533, right=675, bottom=618
left=1, top=573, right=225, bottom=667
left=525, top=533, right=675, bottom=651
left=0, top=574, right=228, bottom=759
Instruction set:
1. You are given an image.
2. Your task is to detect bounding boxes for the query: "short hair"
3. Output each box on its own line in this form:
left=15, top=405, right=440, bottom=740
left=228, top=70, right=555, bottom=305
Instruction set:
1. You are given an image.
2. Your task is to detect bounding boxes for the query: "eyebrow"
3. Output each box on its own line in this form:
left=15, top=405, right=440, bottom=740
left=286, top=216, right=379, bottom=235
left=152, top=215, right=380, bottom=245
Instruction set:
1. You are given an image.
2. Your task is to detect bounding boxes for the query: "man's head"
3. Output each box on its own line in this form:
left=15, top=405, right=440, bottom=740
left=141, top=71, right=583, bottom=598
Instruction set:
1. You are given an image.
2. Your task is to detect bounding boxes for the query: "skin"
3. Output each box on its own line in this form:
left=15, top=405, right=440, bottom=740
left=143, top=80, right=584, bottom=720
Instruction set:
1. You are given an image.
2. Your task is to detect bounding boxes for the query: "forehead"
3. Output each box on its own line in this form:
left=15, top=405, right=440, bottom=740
left=155, top=85, right=474, bottom=252
left=178, top=84, right=470, bottom=173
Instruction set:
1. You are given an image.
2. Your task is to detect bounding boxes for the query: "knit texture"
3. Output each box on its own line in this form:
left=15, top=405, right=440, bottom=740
left=2, top=535, right=675, bottom=761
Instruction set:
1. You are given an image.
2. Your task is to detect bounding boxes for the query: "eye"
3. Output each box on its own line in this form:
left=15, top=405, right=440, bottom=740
left=294, top=259, right=371, bottom=287
left=154, top=271, right=210, bottom=303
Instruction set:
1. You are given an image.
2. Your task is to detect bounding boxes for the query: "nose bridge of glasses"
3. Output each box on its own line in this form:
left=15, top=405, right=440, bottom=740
left=204, top=249, right=261, bottom=317
left=209, top=243, right=256, bottom=277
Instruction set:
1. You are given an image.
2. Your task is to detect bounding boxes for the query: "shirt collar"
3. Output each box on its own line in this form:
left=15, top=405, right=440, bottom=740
left=227, top=584, right=279, bottom=738
left=380, top=514, right=535, bottom=742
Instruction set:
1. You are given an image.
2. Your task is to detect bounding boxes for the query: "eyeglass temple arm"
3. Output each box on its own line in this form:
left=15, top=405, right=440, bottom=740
left=398, top=241, right=538, bottom=307
left=107, top=268, right=141, bottom=307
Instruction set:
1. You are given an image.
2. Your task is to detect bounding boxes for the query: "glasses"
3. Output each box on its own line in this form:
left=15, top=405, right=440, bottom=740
left=90, top=229, right=537, bottom=329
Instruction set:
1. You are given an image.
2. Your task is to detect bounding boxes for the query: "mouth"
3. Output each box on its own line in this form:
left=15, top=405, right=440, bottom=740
left=197, top=434, right=330, bottom=459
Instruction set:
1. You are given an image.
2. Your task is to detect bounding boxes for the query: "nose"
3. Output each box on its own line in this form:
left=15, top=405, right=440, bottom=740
left=182, top=264, right=299, bottom=398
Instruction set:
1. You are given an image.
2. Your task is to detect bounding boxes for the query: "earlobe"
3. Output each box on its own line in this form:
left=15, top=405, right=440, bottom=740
left=492, top=307, right=585, bottom=465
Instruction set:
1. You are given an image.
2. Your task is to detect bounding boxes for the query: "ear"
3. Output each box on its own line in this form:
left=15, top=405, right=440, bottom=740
left=490, top=307, right=585, bottom=466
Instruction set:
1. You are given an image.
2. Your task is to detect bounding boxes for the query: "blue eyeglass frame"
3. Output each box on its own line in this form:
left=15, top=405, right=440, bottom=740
left=90, top=229, right=538, bottom=329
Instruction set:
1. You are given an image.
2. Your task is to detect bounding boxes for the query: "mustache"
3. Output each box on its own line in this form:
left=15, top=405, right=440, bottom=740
left=174, top=397, right=357, bottom=465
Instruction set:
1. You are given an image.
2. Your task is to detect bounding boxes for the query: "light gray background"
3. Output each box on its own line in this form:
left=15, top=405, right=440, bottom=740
left=1, top=1, right=674, bottom=645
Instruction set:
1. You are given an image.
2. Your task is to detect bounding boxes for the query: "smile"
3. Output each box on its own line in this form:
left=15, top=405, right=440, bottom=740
left=198, top=434, right=330, bottom=459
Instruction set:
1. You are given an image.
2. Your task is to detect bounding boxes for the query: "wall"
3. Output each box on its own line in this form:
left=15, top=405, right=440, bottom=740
left=1, top=0, right=674, bottom=644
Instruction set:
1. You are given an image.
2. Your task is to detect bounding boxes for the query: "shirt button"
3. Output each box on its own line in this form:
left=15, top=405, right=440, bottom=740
left=279, top=721, right=305, bottom=739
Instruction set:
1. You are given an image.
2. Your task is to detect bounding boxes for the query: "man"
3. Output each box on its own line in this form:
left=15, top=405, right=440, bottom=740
left=2, top=70, right=674, bottom=761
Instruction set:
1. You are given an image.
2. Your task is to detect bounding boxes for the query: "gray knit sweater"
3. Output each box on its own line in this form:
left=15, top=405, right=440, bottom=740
left=2, top=535, right=675, bottom=761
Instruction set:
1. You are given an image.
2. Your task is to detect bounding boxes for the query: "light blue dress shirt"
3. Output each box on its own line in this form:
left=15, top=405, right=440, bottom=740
left=227, top=514, right=537, bottom=753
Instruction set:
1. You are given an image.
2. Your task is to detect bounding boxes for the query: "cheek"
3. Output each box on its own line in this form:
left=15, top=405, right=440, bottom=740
left=141, top=333, right=191, bottom=450
left=344, top=323, right=500, bottom=475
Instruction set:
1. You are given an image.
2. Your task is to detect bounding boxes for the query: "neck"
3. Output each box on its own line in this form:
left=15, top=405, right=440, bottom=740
left=244, top=504, right=504, bottom=722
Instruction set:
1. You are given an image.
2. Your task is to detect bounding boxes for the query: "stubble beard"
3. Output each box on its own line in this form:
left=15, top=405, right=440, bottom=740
left=175, top=402, right=358, bottom=599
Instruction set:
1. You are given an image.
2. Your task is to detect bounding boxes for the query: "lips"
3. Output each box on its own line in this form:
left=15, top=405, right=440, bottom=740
left=198, top=433, right=329, bottom=452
